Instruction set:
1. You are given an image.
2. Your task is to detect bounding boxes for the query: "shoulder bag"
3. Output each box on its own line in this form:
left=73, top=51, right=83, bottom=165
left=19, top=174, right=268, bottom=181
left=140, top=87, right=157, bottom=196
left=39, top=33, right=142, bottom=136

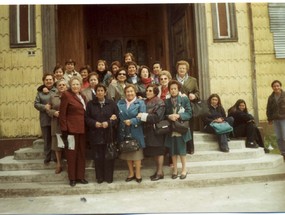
left=191, top=100, right=210, bottom=118
left=154, top=120, right=171, bottom=135
left=209, top=121, right=233, bottom=135
left=118, top=126, right=140, bottom=153
left=105, top=122, right=119, bottom=160
left=171, top=120, right=189, bottom=134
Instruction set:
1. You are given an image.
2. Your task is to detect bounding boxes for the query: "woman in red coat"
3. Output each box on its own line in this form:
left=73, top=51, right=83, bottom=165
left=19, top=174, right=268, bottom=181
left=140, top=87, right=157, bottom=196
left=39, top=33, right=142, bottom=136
left=59, top=76, right=88, bottom=187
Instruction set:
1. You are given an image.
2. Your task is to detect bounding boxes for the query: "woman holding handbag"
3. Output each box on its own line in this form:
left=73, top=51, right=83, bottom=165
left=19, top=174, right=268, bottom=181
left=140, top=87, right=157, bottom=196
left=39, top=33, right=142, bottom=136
left=164, top=80, right=192, bottom=180
left=137, top=84, right=166, bottom=181
left=203, top=94, right=234, bottom=153
left=85, top=83, right=119, bottom=184
left=117, top=84, right=146, bottom=183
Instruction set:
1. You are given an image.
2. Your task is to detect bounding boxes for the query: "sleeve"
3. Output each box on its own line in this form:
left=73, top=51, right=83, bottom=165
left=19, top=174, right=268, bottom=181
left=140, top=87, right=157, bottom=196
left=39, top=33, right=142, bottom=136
left=146, top=101, right=166, bottom=124
left=130, top=100, right=146, bottom=126
left=85, top=102, right=96, bottom=129
left=34, top=92, right=45, bottom=112
left=179, top=97, right=192, bottom=121
left=46, top=96, right=57, bottom=118
left=59, top=92, right=68, bottom=132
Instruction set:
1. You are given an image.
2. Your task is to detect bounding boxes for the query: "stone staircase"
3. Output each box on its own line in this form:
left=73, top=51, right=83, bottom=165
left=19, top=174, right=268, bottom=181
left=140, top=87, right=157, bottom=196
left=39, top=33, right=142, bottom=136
left=0, top=131, right=284, bottom=197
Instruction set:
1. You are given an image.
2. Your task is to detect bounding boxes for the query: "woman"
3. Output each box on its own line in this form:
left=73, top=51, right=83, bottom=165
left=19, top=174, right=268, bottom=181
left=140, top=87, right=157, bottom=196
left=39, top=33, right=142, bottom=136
left=53, top=64, right=64, bottom=82
left=138, top=65, right=152, bottom=88
left=47, top=79, right=68, bottom=174
left=59, top=76, right=88, bottom=187
left=82, top=72, right=99, bottom=103
left=157, top=70, right=172, bottom=101
left=126, top=61, right=145, bottom=98
left=137, top=84, right=166, bottom=181
left=107, top=68, right=130, bottom=103
left=175, top=60, right=200, bottom=155
left=117, top=85, right=146, bottom=183
left=164, top=80, right=192, bottom=180
left=79, top=65, right=92, bottom=90
left=85, top=84, right=119, bottom=184
left=34, top=73, right=57, bottom=164
left=266, top=80, right=285, bottom=160
left=203, top=94, right=234, bottom=153
left=228, top=99, right=267, bottom=151
left=96, top=59, right=112, bottom=87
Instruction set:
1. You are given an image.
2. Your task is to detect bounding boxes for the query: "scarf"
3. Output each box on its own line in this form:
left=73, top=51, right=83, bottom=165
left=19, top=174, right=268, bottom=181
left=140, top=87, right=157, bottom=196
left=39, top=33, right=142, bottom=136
left=141, top=77, right=152, bottom=87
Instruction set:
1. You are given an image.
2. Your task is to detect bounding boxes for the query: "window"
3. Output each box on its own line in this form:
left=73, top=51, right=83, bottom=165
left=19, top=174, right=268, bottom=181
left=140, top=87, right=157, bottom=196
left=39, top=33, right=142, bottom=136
left=211, top=3, right=238, bottom=42
left=10, top=5, right=36, bottom=48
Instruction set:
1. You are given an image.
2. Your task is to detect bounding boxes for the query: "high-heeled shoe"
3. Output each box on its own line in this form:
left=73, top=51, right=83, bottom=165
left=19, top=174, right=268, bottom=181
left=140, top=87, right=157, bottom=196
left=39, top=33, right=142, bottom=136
left=151, top=173, right=164, bottom=181
left=171, top=174, right=178, bottom=179
left=135, top=177, right=142, bottom=183
left=180, top=172, right=188, bottom=180
left=149, top=172, right=157, bottom=180
left=55, top=166, right=62, bottom=174
left=125, top=175, right=136, bottom=182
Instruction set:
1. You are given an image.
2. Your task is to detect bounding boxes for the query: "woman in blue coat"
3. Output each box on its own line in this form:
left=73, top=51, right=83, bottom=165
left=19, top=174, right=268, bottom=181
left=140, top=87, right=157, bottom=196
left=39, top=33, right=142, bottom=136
left=164, top=80, right=192, bottom=180
left=117, top=84, right=146, bottom=183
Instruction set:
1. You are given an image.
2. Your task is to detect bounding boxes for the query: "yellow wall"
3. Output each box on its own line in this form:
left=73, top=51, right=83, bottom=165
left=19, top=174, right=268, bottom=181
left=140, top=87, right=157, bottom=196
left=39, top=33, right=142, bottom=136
left=205, top=3, right=254, bottom=115
left=0, top=5, right=43, bottom=137
left=251, top=3, right=285, bottom=122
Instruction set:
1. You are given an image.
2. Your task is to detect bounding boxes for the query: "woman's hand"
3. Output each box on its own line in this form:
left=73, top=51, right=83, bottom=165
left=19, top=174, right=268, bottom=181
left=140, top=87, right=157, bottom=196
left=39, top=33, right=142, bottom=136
left=168, top=114, right=180, bottom=121
left=137, top=113, right=142, bottom=119
left=53, top=111, right=59, bottom=118
left=102, top=121, right=108, bottom=128
left=95, top=122, right=102, bottom=128
left=124, top=120, right=132, bottom=126
left=189, top=93, right=196, bottom=100
left=45, top=103, right=51, bottom=110
left=214, top=117, right=223, bottom=123
left=110, top=114, right=117, bottom=120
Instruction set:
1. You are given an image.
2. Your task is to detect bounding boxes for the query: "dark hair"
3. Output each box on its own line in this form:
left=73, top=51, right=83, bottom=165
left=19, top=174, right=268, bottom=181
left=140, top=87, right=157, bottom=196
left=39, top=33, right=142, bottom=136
left=126, top=61, right=138, bottom=70
left=42, top=73, right=54, bottom=82
left=228, top=99, right=248, bottom=114
left=79, top=65, right=92, bottom=74
left=152, top=61, right=162, bottom=69
left=124, top=84, right=137, bottom=94
left=53, top=64, right=64, bottom=74
left=115, top=68, right=127, bottom=79
left=146, top=84, right=159, bottom=97
left=97, top=59, right=108, bottom=70
left=138, top=65, right=150, bottom=78
left=111, top=61, right=122, bottom=69
left=124, top=52, right=135, bottom=62
left=168, top=80, right=182, bottom=91
left=65, top=58, right=76, bottom=65
left=271, top=80, right=282, bottom=87
left=95, top=83, right=107, bottom=92
left=87, top=72, right=99, bottom=83
left=207, top=93, right=222, bottom=107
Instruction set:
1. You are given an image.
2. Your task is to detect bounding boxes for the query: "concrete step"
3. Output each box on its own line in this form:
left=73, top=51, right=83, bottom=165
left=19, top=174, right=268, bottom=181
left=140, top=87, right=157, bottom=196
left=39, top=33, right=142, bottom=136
left=0, top=162, right=284, bottom=197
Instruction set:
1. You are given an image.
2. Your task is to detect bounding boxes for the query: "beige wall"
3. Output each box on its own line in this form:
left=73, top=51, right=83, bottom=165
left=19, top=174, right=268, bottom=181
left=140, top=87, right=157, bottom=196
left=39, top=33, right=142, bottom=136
left=0, top=5, right=43, bottom=137
left=205, top=3, right=254, bottom=115
left=251, top=3, right=285, bottom=122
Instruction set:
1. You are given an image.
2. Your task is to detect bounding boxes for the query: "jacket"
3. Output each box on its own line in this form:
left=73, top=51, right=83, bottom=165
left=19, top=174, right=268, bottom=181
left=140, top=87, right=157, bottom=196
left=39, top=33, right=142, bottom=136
left=59, top=90, right=86, bottom=134
left=85, top=97, right=119, bottom=145
left=266, top=90, right=285, bottom=121
left=203, top=105, right=227, bottom=126
left=117, top=98, right=146, bottom=148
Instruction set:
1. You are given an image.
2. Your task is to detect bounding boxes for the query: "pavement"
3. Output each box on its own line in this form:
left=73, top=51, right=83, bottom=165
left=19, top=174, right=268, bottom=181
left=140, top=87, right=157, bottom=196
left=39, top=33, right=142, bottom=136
left=1, top=180, right=285, bottom=214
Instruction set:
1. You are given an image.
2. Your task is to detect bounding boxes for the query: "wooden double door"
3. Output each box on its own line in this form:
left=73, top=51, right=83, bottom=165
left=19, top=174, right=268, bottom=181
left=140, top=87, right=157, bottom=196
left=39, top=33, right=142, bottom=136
left=56, top=4, right=197, bottom=76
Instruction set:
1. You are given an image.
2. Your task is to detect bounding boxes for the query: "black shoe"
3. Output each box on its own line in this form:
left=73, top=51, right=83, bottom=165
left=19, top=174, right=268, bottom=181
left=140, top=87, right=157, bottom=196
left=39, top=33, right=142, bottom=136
left=171, top=174, right=178, bottom=179
left=106, top=180, right=113, bottom=184
left=220, top=147, right=229, bottom=153
left=180, top=172, right=188, bottom=180
left=76, top=179, right=88, bottom=184
left=149, top=172, right=157, bottom=180
left=69, top=180, right=76, bottom=187
left=125, top=176, right=136, bottom=182
left=135, top=177, right=142, bottom=183
left=246, top=142, right=258, bottom=148
left=264, top=148, right=270, bottom=153
left=44, top=159, right=50, bottom=165
left=97, top=179, right=104, bottom=184
left=151, top=174, right=164, bottom=181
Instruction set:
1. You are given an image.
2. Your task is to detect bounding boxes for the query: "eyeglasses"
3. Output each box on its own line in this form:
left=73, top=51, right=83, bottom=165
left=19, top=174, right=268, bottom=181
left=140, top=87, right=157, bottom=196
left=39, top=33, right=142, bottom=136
left=160, top=77, right=168, bottom=81
left=118, top=73, right=127, bottom=76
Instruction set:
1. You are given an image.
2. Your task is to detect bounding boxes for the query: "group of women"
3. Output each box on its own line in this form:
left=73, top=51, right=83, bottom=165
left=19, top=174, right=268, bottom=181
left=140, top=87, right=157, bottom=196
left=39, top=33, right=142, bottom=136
left=34, top=54, right=285, bottom=187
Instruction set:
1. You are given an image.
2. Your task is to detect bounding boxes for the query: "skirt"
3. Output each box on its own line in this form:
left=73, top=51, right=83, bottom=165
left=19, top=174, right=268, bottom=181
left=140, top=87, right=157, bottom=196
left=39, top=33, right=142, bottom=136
left=51, top=135, right=63, bottom=151
left=165, top=136, right=187, bottom=156
left=144, top=146, right=165, bottom=157
left=119, top=148, right=144, bottom=161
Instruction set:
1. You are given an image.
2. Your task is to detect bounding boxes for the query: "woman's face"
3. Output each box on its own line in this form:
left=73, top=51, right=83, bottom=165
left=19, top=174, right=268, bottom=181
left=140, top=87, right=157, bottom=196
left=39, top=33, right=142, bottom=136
left=238, top=102, right=246, bottom=112
left=96, top=87, right=106, bottom=101
left=44, top=75, right=54, bottom=89
left=146, top=87, right=155, bottom=99
left=70, top=79, right=81, bottom=94
left=127, top=65, right=137, bottom=77
left=140, top=68, right=149, bottom=79
left=177, top=64, right=188, bottom=78
left=272, top=82, right=282, bottom=94
left=210, top=96, right=219, bottom=107
left=65, top=63, right=75, bottom=73
left=80, top=69, right=89, bottom=79
left=169, top=84, right=179, bottom=97
left=117, top=70, right=127, bottom=82
left=54, top=68, right=64, bottom=80
left=97, top=62, right=106, bottom=72
left=125, top=87, right=136, bottom=101
left=112, top=65, right=120, bottom=75
left=125, top=55, right=132, bottom=63
left=57, top=81, right=67, bottom=93
left=89, top=75, right=99, bottom=88
left=159, top=75, right=169, bottom=87
left=152, top=63, right=162, bottom=76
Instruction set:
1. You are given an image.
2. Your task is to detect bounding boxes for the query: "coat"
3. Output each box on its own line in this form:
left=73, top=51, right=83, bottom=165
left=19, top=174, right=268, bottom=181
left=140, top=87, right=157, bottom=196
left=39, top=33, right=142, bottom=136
left=34, top=85, right=57, bottom=127
left=164, top=95, right=192, bottom=144
left=117, top=98, right=146, bottom=148
left=175, top=76, right=200, bottom=101
left=266, top=90, right=285, bottom=121
left=59, top=90, right=86, bottom=134
left=228, top=110, right=254, bottom=127
left=203, top=105, right=227, bottom=126
left=85, top=97, right=119, bottom=145
left=143, top=97, right=165, bottom=147
left=46, top=92, right=62, bottom=135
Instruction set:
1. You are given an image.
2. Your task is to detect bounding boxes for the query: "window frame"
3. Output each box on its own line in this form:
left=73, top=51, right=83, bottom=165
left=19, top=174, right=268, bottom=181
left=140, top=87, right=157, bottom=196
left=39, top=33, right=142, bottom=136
left=10, top=5, right=36, bottom=48
left=211, top=3, right=238, bottom=42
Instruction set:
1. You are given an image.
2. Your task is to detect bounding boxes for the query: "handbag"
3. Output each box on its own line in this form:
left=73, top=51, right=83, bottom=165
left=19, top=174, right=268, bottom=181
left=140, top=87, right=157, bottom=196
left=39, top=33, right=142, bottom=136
left=105, top=124, right=119, bottom=160
left=209, top=121, right=233, bottom=135
left=171, top=120, right=189, bottom=134
left=154, top=120, right=171, bottom=135
left=118, top=126, right=140, bottom=153
left=191, top=100, right=210, bottom=118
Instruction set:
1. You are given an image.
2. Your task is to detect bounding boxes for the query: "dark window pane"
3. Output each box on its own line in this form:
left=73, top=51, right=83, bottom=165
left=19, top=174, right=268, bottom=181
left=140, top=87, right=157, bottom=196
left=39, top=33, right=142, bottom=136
left=19, top=5, right=29, bottom=42
left=218, top=3, right=229, bottom=37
